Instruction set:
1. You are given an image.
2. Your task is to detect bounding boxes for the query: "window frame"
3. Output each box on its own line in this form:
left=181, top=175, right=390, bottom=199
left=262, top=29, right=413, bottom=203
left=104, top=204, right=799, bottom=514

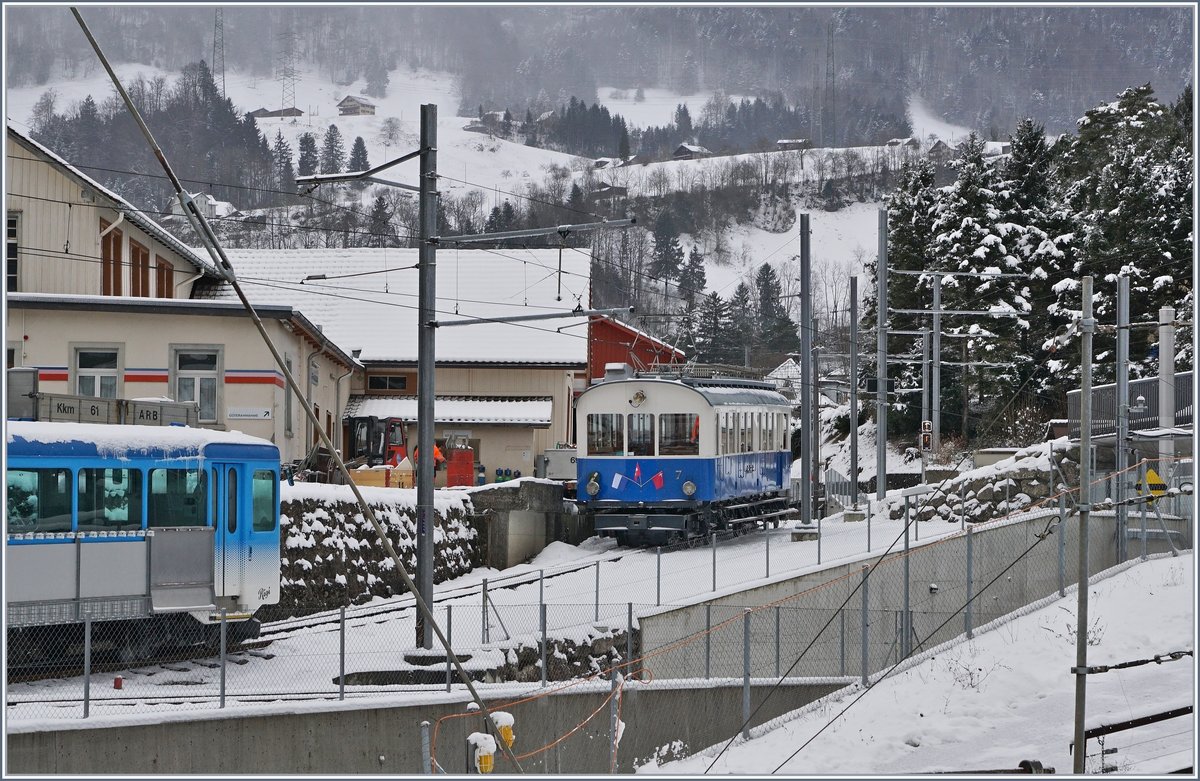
left=586, top=413, right=625, bottom=456
left=658, top=413, right=700, bottom=456
left=7, top=212, right=19, bottom=293
left=626, top=413, right=655, bottom=457
left=77, top=466, right=144, bottom=532
left=6, top=467, right=73, bottom=534
left=367, top=374, right=408, bottom=392
left=100, top=219, right=122, bottom=296
left=155, top=255, right=174, bottom=298
left=129, top=239, right=150, bottom=297
left=70, top=342, right=123, bottom=399
left=169, top=344, right=223, bottom=425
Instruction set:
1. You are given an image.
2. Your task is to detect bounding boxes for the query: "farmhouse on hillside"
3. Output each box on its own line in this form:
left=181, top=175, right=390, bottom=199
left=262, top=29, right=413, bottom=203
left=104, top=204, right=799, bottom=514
left=337, top=95, right=376, bottom=116
left=775, top=138, right=812, bottom=151
left=672, top=143, right=712, bottom=160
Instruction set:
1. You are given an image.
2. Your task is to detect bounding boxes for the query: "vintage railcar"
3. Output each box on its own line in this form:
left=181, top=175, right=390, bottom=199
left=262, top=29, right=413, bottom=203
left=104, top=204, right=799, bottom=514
left=575, top=368, right=795, bottom=546
left=5, top=420, right=281, bottom=663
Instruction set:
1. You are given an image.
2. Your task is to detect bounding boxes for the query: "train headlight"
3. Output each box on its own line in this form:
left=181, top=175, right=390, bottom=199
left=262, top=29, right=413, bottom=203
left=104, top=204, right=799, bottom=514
left=682, top=480, right=697, bottom=497
left=586, top=471, right=601, bottom=496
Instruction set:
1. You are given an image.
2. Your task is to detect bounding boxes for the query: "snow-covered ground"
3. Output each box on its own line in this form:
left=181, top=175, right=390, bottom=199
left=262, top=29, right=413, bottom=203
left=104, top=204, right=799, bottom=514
left=907, top=94, right=973, bottom=145
left=595, top=86, right=753, bottom=129
left=649, top=553, right=1195, bottom=776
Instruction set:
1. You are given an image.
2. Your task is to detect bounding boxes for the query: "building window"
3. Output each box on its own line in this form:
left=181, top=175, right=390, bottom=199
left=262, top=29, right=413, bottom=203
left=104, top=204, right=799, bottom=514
left=155, top=256, right=174, bottom=298
left=100, top=219, right=122, bottom=296
left=367, top=375, right=408, bottom=392
left=6, top=348, right=15, bottom=369
left=173, top=347, right=221, bottom=423
left=130, top=240, right=150, bottom=297
left=7, top=213, right=18, bottom=292
left=76, top=348, right=119, bottom=398
left=312, top=404, right=320, bottom=444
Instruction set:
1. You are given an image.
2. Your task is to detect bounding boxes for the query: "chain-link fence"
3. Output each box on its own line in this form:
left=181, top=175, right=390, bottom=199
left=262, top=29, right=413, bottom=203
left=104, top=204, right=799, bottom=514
left=7, top=457, right=1191, bottom=728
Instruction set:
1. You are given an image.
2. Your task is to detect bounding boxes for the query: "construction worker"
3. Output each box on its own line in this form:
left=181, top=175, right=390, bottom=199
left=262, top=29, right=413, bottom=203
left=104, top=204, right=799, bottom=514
left=411, top=443, right=446, bottom=472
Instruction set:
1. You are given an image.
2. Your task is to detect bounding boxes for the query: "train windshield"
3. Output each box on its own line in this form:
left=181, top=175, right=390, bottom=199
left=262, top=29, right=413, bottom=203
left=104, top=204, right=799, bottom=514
left=659, top=414, right=699, bottom=455
left=627, top=414, right=655, bottom=456
left=587, top=413, right=624, bottom=455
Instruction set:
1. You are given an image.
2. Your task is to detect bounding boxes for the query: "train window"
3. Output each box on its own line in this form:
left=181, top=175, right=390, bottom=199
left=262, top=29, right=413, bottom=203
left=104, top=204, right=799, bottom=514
left=627, top=414, right=655, bottom=456
left=741, top=412, right=753, bottom=452
left=77, top=468, right=143, bottom=531
left=6, top=468, right=72, bottom=533
left=148, top=468, right=206, bottom=527
left=586, top=414, right=624, bottom=455
left=252, top=470, right=277, bottom=532
left=659, top=414, right=700, bottom=455
left=227, top=469, right=238, bottom=533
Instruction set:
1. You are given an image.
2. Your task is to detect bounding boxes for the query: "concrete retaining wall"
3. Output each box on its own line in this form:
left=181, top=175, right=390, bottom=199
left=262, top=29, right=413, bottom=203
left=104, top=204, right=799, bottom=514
left=639, top=511, right=1189, bottom=680
left=6, top=680, right=841, bottom=774
left=469, top=480, right=591, bottom=569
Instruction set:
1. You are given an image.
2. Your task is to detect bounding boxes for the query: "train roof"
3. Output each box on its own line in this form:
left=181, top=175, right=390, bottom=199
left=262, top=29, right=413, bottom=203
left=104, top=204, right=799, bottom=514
left=5, top=421, right=280, bottom=461
left=580, top=376, right=791, bottom=407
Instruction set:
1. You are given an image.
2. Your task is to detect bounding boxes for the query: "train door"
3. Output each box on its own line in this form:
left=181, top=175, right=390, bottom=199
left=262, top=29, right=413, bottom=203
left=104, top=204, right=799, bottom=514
left=211, top=463, right=247, bottom=604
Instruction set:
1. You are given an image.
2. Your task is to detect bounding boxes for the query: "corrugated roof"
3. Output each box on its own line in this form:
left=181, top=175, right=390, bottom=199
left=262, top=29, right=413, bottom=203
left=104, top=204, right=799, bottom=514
left=344, top=395, right=553, bottom=426
left=192, top=247, right=592, bottom=366
left=6, top=125, right=218, bottom=278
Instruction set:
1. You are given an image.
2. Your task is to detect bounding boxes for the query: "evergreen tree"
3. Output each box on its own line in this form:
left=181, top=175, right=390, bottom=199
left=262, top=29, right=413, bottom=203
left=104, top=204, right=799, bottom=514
left=319, top=124, right=346, bottom=174
left=679, top=50, right=699, bottom=95
left=694, top=292, right=736, bottom=364
left=367, top=194, right=395, bottom=247
left=755, top=263, right=800, bottom=354
left=678, top=246, right=707, bottom=307
left=364, top=58, right=389, bottom=99
left=297, top=132, right=319, bottom=176
left=271, top=131, right=295, bottom=191
left=649, top=209, right=684, bottom=281
left=617, top=121, right=631, bottom=159
left=348, top=136, right=370, bottom=173
left=674, top=104, right=693, bottom=139
left=931, top=133, right=1031, bottom=430
left=728, top=282, right=757, bottom=365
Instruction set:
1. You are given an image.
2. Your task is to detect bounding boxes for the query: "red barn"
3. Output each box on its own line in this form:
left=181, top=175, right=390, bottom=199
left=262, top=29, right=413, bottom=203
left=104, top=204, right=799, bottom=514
left=587, top=315, right=685, bottom=383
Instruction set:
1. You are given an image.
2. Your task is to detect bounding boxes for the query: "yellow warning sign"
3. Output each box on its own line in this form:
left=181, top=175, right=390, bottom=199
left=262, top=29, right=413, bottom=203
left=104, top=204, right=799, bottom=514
left=1136, top=467, right=1168, bottom=498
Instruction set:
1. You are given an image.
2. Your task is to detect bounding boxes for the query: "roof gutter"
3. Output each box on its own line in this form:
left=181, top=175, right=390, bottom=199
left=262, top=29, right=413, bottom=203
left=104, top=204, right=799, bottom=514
left=99, top=211, right=124, bottom=237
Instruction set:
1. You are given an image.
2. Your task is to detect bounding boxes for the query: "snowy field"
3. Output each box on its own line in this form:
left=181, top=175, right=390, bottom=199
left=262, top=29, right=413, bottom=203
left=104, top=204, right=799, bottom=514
left=651, top=553, right=1195, bottom=776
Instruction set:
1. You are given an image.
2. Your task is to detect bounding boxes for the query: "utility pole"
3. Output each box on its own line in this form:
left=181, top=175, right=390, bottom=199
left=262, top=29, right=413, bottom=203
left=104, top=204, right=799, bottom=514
left=931, top=275, right=941, bottom=450
left=1073, top=275, right=1095, bottom=774
left=799, top=213, right=812, bottom=526
left=1115, top=276, right=1129, bottom=562
left=416, top=104, right=437, bottom=649
left=812, top=320, right=821, bottom=519
left=849, top=275, right=859, bottom=508
left=876, top=208, right=888, bottom=501
left=1158, top=305, right=1176, bottom=466
left=920, top=329, right=930, bottom=431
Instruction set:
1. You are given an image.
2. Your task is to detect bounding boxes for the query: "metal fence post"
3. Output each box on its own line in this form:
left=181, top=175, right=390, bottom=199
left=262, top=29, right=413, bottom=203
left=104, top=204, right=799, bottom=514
left=817, top=514, right=822, bottom=563
left=626, top=602, right=634, bottom=674
left=421, top=720, right=433, bottom=774
left=742, top=608, right=751, bottom=740
left=482, top=578, right=489, bottom=644
left=219, top=607, right=227, bottom=709
left=705, top=532, right=715, bottom=592
left=447, top=604, right=454, bottom=692
left=965, top=525, right=974, bottom=639
left=839, top=609, right=846, bottom=677
left=961, top=482, right=967, bottom=530
left=540, top=602, right=548, bottom=687
left=539, top=568, right=544, bottom=608
left=860, top=566, right=869, bottom=685
left=656, top=546, right=662, bottom=606
left=705, top=604, right=711, bottom=679
left=609, top=664, right=620, bottom=771
left=1140, top=463, right=1149, bottom=559
left=83, top=618, right=91, bottom=718
left=774, top=606, right=781, bottom=678
left=1058, top=494, right=1067, bottom=597
left=903, top=515, right=911, bottom=658
left=339, top=605, right=346, bottom=701
left=765, top=533, right=770, bottom=579
left=594, top=560, right=601, bottom=622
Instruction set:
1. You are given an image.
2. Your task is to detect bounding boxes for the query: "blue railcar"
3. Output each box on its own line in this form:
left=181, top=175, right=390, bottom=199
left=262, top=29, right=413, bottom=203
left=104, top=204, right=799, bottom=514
left=5, top=420, right=281, bottom=662
left=576, top=370, right=795, bottom=546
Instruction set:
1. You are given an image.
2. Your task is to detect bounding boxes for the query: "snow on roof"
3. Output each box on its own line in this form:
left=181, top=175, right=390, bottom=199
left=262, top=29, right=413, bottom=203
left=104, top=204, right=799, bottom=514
left=6, top=420, right=276, bottom=457
left=675, top=143, right=711, bottom=154
left=338, top=94, right=375, bottom=106
left=192, top=248, right=591, bottom=365
left=592, top=315, right=685, bottom=357
left=766, top=357, right=802, bottom=381
left=343, top=395, right=554, bottom=426
left=6, top=125, right=218, bottom=278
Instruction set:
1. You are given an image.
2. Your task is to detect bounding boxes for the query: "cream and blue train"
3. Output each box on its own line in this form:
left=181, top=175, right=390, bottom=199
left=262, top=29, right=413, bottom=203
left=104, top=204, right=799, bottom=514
left=576, top=369, right=795, bottom=546
left=5, top=421, right=281, bottom=663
